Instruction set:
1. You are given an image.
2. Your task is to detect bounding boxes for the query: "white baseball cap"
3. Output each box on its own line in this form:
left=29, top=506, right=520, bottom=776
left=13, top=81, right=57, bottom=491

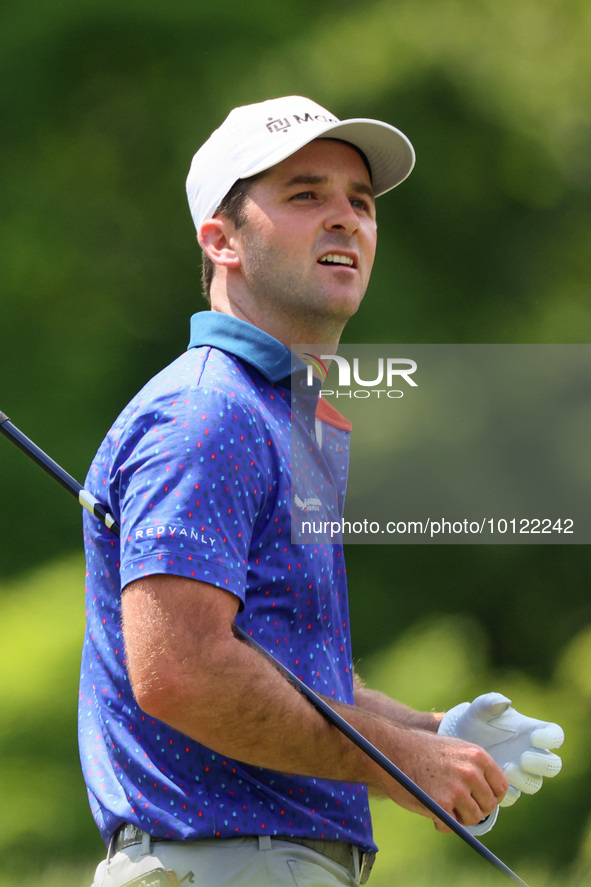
left=186, top=95, right=415, bottom=232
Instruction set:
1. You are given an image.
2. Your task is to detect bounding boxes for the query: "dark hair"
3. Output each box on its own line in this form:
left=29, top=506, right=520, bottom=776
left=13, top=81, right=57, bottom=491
left=200, top=173, right=265, bottom=302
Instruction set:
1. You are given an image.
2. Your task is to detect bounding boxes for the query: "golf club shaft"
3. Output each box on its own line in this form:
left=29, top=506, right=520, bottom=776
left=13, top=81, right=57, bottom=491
left=0, top=411, right=528, bottom=886
left=238, top=629, right=527, bottom=882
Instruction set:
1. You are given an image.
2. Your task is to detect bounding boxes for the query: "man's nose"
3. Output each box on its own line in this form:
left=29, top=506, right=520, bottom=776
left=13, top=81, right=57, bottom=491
left=324, top=196, right=360, bottom=237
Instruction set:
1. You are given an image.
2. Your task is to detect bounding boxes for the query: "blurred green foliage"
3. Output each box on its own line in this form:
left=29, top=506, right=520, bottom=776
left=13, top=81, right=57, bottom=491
left=0, top=558, right=103, bottom=882
left=1, top=0, right=590, bottom=881
left=363, top=616, right=591, bottom=880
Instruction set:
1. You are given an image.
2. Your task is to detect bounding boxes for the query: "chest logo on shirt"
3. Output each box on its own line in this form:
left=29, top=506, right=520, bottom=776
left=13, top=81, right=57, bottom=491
left=294, top=494, right=322, bottom=512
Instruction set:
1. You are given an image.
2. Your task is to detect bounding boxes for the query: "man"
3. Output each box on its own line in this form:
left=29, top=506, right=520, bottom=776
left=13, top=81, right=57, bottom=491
left=82, top=96, right=561, bottom=887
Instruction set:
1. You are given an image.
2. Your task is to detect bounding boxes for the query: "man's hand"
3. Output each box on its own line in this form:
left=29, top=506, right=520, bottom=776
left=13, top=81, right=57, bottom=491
left=372, top=729, right=509, bottom=833
left=438, top=693, right=564, bottom=833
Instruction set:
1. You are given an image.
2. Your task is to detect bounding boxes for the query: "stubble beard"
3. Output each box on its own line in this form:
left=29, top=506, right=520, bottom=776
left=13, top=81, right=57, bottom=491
left=238, top=229, right=365, bottom=343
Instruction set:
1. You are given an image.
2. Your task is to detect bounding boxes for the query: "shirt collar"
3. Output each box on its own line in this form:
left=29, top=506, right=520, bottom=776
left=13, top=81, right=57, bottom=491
left=188, top=312, right=309, bottom=384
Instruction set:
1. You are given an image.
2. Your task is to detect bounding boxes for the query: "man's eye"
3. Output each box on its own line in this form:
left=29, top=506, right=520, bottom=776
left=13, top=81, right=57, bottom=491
left=291, top=191, right=314, bottom=200
left=351, top=198, right=370, bottom=211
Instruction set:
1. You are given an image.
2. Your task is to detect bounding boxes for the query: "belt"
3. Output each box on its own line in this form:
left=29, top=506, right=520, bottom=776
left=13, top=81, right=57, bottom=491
left=113, top=823, right=376, bottom=884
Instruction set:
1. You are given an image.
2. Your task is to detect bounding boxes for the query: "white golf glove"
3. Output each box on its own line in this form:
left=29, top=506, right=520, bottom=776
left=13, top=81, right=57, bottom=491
left=438, top=692, right=564, bottom=836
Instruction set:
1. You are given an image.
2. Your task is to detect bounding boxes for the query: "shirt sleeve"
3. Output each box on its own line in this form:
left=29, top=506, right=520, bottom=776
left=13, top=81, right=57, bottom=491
left=114, top=388, right=271, bottom=606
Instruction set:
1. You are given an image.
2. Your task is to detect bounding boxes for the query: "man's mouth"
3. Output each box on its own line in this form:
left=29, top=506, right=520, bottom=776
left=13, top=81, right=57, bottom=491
left=318, top=253, right=356, bottom=268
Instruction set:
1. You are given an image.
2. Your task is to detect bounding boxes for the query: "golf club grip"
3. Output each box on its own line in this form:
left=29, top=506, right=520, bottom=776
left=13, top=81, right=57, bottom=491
left=0, top=413, right=120, bottom=534
left=0, top=414, right=82, bottom=499
left=0, top=411, right=527, bottom=885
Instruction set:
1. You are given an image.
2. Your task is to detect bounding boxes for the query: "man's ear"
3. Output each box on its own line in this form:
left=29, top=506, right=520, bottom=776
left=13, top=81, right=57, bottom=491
left=198, top=218, right=242, bottom=269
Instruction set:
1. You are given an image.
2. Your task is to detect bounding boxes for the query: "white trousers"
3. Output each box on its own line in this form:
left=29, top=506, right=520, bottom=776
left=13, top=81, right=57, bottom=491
left=91, top=834, right=360, bottom=887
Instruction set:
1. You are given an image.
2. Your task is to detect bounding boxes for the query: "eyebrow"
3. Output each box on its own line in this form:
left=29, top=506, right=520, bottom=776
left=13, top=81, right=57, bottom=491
left=281, top=174, right=375, bottom=200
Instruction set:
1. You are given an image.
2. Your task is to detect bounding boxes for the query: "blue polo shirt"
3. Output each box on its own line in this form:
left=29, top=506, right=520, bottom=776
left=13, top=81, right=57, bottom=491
left=79, top=312, right=375, bottom=854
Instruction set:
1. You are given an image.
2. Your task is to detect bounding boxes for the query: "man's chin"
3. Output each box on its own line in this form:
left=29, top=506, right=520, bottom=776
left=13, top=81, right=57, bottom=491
left=316, top=287, right=365, bottom=321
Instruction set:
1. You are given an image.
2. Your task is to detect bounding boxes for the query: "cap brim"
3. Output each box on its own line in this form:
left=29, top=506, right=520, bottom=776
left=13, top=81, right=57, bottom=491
left=242, top=117, right=415, bottom=196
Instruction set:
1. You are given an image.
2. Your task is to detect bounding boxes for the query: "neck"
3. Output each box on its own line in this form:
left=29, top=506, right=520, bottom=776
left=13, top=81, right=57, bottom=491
left=209, top=285, right=346, bottom=350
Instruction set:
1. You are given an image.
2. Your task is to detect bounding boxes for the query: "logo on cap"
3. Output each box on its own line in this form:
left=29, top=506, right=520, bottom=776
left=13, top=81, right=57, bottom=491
left=265, top=112, right=339, bottom=135
left=266, top=117, right=292, bottom=133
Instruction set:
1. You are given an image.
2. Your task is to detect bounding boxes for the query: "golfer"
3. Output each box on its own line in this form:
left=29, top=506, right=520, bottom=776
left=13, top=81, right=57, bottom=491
left=82, top=96, right=562, bottom=887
